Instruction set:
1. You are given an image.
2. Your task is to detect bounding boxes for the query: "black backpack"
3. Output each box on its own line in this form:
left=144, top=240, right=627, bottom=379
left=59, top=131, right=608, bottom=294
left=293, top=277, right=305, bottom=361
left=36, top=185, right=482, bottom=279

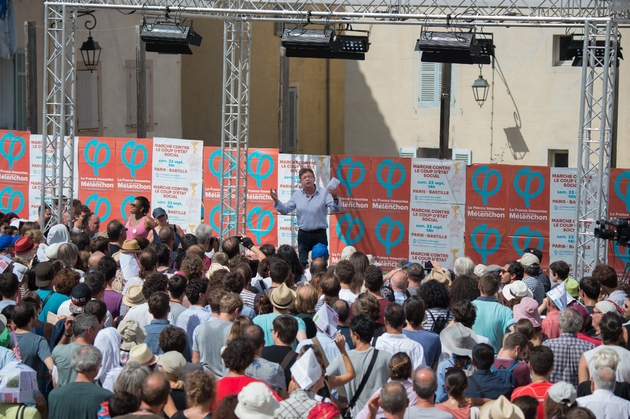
left=428, top=309, right=451, bottom=334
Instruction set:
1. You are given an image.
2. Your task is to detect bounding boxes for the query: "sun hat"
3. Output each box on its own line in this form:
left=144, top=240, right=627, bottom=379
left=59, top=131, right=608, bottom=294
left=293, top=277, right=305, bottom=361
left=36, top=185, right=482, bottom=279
left=157, top=351, right=186, bottom=378
left=121, top=240, right=142, bottom=254
left=311, top=243, right=329, bottom=260
left=513, top=297, right=542, bottom=328
left=129, top=343, right=159, bottom=366
left=68, top=283, right=92, bottom=314
left=517, top=253, right=539, bottom=268
left=152, top=208, right=167, bottom=219
left=269, top=283, right=296, bottom=310
left=502, top=281, right=533, bottom=301
left=479, top=395, right=525, bottom=419
left=340, top=246, right=356, bottom=261
left=596, top=300, right=618, bottom=315
left=547, top=382, right=577, bottom=406
left=426, top=268, right=450, bottom=285
left=35, top=262, right=55, bottom=288
left=474, top=264, right=487, bottom=277
left=14, top=237, right=37, bottom=255
left=117, top=318, right=146, bottom=351
left=440, top=322, right=479, bottom=357
left=235, top=382, right=280, bottom=419
left=123, top=285, right=146, bottom=307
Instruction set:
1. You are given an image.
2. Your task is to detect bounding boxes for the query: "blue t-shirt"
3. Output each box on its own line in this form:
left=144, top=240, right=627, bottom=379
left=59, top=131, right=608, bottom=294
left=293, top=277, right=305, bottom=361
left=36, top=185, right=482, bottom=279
left=402, top=329, right=441, bottom=368
left=253, top=313, right=306, bottom=348
left=472, top=297, right=514, bottom=354
left=37, top=290, right=69, bottom=323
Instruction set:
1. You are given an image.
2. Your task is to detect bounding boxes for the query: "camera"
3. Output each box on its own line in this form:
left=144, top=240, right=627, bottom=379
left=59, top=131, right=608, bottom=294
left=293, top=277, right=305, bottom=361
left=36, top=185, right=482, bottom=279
left=594, top=218, right=630, bottom=247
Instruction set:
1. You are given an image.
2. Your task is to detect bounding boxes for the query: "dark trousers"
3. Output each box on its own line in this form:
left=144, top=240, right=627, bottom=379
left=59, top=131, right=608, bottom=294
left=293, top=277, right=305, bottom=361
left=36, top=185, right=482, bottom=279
left=297, top=230, right=328, bottom=266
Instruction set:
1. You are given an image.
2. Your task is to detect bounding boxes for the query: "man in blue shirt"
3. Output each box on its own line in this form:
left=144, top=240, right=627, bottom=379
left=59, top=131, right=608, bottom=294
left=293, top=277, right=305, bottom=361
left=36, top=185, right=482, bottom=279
left=465, top=343, right=514, bottom=400
left=270, top=167, right=342, bottom=266
left=144, top=292, right=171, bottom=356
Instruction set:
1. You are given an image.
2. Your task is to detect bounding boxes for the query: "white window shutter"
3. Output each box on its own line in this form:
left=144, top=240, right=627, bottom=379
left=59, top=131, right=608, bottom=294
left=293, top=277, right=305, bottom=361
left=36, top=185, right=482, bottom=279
left=452, top=148, right=472, bottom=165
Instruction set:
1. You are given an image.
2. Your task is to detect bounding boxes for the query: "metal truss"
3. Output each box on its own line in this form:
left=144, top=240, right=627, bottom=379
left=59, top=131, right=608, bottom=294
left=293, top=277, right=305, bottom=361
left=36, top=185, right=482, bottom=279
left=41, top=4, right=76, bottom=232
left=218, top=16, right=251, bottom=238
left=574, top=19, right=619, bottom=278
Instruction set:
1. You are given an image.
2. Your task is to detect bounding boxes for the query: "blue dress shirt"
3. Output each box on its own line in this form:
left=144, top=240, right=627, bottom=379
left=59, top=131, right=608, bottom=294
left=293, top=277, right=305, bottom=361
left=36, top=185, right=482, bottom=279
left=274, top=186, right=342, bottom=230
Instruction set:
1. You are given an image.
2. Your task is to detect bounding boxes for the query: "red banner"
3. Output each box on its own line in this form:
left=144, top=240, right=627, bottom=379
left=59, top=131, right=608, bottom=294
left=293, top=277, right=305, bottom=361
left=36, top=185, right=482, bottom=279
left=0, top=131, right=29, bottom=218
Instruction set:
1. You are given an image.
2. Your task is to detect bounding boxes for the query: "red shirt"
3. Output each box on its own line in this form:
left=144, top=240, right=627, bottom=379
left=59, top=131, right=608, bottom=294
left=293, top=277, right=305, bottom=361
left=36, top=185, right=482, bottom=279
left=214, top=376, right=281, bottom=408
left=577, top=332, right=601, bottom=347
left=511, top=381, right=553, bottom=419
left=541, top=310, right=561, bottom=339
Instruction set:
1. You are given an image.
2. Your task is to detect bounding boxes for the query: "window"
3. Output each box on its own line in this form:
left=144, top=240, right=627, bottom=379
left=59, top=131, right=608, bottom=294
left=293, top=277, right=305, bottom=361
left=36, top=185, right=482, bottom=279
left=553, top=35, right=574, bottom=66
left=549, top=149, right=569, bottom=167
left=0, top=51, right=26, bottom=130
left=76, top=69, right=101, bottom=133
left=283, top=86, right=298, bottom=153
left=14, top=50, right=26, bottom=131
left=125, top=60, right=154, bottom=132
left=419, top=59, right=454, bottom=107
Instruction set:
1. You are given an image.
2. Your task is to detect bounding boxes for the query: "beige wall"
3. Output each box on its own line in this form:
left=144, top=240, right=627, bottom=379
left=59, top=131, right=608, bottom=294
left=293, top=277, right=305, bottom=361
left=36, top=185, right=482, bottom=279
left=12, top=4, right=182, bottom=138
left=345, top=26, right=630, bottom=167
left=181, top=21, right=345, bottom=154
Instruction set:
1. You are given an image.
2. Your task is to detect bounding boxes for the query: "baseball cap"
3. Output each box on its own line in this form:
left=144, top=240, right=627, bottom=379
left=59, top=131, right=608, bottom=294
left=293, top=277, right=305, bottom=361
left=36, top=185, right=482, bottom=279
left=547, top=382, right=577, bottom=406
left=517, top=253, right=540, bottom=268
left=35, top=262, right=55, bottom=288
left=68, top=283, right=92, bottom=314
left=152, top=208, right=167, bottom=219
left=0, top=235, right=17, bottom=252
left=311, top=243, right=329, bottom=260
left=157, top=351, right=186, bottom=378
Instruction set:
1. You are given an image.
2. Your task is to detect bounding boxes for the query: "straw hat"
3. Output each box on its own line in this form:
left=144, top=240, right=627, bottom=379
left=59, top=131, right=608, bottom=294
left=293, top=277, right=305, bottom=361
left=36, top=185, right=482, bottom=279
left=129, top=343, right=159, bottom=366
left=480, top=396, right=524, bottom=419
left=123, top=285, right=146, bottom=307
left=269, top=283, right=295, bottom=310
left=117, top=318, right=146, bottom=351
left=121, top=240, right=142, bottom=254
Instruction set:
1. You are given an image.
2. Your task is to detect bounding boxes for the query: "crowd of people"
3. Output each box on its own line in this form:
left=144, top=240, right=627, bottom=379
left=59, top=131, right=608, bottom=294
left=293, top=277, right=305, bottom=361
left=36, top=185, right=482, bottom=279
left=0, top=197, right=628, bottom=419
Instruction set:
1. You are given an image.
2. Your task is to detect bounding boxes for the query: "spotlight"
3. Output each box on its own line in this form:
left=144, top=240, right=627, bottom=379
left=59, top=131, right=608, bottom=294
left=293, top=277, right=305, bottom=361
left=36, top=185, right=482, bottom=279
left=417, top=31, right=494, bottom=65
left=141, top=20, right=202, bottom=55
left=567, top=37, right=622, bottom=67
left=281, top=27, right=369, bottom=60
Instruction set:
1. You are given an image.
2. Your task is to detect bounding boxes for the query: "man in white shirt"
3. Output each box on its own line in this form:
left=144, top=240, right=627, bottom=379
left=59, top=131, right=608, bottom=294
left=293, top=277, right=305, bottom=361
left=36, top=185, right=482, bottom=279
left=336, top=260, right=357, bottom=304
left=375, top=302, right=425, bottom=370
left=577, top=364, right=630, bottom=418
left=124, top=273, right=174, bottom=327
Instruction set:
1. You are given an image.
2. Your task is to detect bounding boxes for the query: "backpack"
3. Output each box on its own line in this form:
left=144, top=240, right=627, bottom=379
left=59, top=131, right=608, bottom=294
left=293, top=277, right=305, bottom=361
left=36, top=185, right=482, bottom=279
left=428, top=309, right=451, bottom=334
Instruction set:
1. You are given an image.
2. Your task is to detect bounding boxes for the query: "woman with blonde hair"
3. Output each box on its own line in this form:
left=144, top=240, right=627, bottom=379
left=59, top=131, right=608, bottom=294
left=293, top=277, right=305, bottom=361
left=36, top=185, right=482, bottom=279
left=171, top=370, right=216, bottom=419
left=293, top=284, right=318, bottom=338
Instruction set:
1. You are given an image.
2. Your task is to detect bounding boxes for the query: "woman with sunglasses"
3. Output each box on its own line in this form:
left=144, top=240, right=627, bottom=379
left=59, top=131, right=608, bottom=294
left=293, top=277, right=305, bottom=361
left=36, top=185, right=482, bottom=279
left=125, top=196, right=157, bottom=240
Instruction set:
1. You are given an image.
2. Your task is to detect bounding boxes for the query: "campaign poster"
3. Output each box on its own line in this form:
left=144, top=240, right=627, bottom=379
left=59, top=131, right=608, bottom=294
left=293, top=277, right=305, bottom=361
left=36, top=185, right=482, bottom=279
left=365, top=211, right=409, bottom=269
left=275, top=154, right=330, bottom=249
left=111, top=138, right=153, bottom=224
left=506, top=166, right=550, bottom=262
left=77, top=137, right=117, bottom=226
left=409, top=159, right=466, bottom=269
left=329, top=155, right=371, bottom=262
left=203, top=147, right=222, bottom=233
left=607, top=169, right=630, bottom=273
left=245, top=149, right=278, bottom=246
left=465, top=164, right=510, bottom=265
left=28, top=134, right=44, bottom=220
left=548, top=169, right=579, bottom=271
left=0, top=131, right=30, bottom=218
left=152, top=138, right=203, bottom=233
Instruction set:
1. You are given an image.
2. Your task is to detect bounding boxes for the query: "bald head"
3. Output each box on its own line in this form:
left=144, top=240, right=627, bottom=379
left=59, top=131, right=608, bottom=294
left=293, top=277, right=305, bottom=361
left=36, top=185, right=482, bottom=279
left=380, top=382, right=408, bottom=414
left=390, top=270, right=408, bottom=292
left=88, top=251, right=105, bottom=271
left=310, top=257, right=328, bottom=276
left=412, top=367, right=438, bottom=401
left=158, top=225, right=174, bottom=246
left=140, top=372, right=171, bottom=410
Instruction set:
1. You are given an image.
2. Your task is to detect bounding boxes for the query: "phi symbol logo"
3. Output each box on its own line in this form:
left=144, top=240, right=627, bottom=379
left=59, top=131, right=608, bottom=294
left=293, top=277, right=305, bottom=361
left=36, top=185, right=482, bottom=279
left=0, top=132, right=25, bottom=170
left=472, top=166, right=502, bottom=206
left=84, top=139, right=111, bottom=177
left=85, top=195, right=111, bottom=221
left=377, top=159, right=405, bottom=199
left=337, top=158, right=365, bottom=197
left=471, top=224, right=501, bottom=264
left=336, top=214, right=364, bottom=245
left=376, top=216, right=404, bottom=256
left=247, top=206, right=274, bottom=243
left=512, top=226, right=544, bottom=255
left=614, top=171, right=630, bottom=212
left=121, top=141, right=148, bottom=177
left=248, top=151, right=274, bottom=189
left=514, top=168, right=544, bottom=208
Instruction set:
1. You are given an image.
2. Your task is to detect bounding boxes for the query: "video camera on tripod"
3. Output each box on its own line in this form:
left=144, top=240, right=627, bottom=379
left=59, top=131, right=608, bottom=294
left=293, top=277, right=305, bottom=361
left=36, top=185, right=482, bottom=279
left=594, top=218, right=630, bottom=247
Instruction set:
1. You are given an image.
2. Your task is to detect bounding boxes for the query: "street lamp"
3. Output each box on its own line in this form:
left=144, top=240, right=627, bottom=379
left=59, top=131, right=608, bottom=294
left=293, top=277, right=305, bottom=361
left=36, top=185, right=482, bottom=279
left=78, top=11, right=101, bottom=73
left=472, top=64, right=489, bottom=107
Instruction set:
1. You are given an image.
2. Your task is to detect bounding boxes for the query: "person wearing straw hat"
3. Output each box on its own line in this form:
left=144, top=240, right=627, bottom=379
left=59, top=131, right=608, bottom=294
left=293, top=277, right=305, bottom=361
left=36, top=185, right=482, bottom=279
left=119, top=239, right=142, bottom=283
left=479, top=395, right=525, bottom=419
left=253, top=283, right=307, bottom=347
